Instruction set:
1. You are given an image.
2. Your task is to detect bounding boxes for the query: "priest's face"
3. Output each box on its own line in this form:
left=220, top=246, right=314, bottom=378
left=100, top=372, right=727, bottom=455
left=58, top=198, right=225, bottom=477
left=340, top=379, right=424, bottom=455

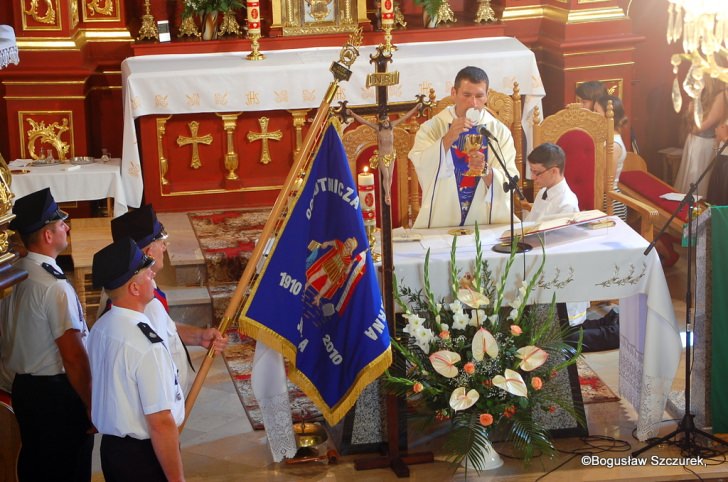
left=451, top=80, right=488, bottom=118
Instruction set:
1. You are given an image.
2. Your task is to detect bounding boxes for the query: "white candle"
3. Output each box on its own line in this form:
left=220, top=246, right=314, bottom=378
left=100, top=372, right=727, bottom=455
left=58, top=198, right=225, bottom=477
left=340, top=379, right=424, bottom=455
left=381, top=0, right=394, bottom=26
left=247, top=0, right=261, bottom=34
left=358, top=169, right=376, bottom=226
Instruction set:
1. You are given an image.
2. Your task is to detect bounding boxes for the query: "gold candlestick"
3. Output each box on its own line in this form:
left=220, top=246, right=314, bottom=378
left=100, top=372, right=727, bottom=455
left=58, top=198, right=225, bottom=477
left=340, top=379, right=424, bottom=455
left=137, top=0, right=159, bottom=41
left=246, top=33, right=265, bottom=61
left=366, top=223, right=381, bottom=262
left=382, top=25, right=396, bottom=54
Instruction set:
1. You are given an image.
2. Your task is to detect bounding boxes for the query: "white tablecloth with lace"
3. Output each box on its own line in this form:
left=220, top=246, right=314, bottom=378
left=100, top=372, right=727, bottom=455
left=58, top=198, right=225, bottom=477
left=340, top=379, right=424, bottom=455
left=9, top=159, right=128, bottom=218
left=0, top=25, right=19, bottom=70
left=121, top=36, right=545, bottom=209
left=391, top=218, right=680, bottom=441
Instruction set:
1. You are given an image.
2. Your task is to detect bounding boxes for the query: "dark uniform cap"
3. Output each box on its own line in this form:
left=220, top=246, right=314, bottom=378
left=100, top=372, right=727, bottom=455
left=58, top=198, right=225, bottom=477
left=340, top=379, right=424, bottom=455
left=9, top=187, right=68, bottom=236
left=92, top=237, right=155, bottom=290
left=111, top=204, right=167, bottom=249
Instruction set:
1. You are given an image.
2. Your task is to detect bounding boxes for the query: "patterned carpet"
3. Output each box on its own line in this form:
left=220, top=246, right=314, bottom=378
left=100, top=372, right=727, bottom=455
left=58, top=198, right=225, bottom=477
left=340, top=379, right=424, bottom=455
left=577, top=358, right=620, bottom=404
left=188, top=208, right=322, bottom=430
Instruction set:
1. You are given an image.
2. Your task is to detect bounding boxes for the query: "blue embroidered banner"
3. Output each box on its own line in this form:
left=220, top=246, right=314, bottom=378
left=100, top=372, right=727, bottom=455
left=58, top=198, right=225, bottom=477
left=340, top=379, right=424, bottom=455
left=241, top=123, right=391, bottom=425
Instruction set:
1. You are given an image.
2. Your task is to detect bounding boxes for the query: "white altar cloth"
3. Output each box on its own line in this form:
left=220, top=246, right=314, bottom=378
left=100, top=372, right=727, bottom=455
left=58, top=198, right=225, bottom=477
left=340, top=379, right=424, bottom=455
left=121, top=37, right=545, bottom=208
left=9, top=159, right=128, bottom=218
left=390, top=218, right=680, bottom=441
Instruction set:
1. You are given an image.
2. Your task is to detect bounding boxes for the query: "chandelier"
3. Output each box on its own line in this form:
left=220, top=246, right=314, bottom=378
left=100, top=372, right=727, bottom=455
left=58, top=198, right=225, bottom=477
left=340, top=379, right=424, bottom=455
left=666, top=0, right=728, bottom=123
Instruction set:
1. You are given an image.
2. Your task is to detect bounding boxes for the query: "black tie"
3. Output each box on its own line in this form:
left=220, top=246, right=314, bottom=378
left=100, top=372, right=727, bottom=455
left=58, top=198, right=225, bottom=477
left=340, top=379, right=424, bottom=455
left=542, top=189, right=548, bottom=200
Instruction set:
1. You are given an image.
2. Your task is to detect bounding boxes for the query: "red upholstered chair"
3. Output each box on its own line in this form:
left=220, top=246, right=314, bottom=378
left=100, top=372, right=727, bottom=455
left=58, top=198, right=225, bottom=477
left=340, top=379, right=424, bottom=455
left=619, top=152, right=689, bottom=239
left=532, top=103, right=657, bottom=241
left=341, top=115, right=418, bottom=228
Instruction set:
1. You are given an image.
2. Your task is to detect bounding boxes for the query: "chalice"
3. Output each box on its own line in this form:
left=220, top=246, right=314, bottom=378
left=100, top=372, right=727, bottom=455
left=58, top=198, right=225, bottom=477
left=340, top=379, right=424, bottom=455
left=462, top=134, right=484, bottom=176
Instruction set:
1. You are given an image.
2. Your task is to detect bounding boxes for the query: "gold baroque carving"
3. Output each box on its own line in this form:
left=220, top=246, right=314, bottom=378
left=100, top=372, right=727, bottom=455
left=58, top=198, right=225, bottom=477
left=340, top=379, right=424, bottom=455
left=87, top=0, right=114, bottom=16
left=25, top=117, right=71, bottom=160
left=536, top=103, right=609, bottom=145
left=177, top=121, right=213, bottom=169
left=247, top=117, right=282, bottom=165
left=24, top=0, right=57, bottom=25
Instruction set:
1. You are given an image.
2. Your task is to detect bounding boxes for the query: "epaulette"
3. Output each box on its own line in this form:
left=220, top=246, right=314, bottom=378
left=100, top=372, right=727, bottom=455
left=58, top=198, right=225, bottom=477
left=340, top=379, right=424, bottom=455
left=136, top=322, right=163, bottom=344
left=41, top=262, right=67, bottom=280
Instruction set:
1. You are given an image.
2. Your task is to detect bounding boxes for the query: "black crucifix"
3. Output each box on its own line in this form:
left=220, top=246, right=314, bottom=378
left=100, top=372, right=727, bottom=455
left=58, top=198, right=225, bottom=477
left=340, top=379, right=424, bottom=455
left=352, top=45, right=433, bottom=478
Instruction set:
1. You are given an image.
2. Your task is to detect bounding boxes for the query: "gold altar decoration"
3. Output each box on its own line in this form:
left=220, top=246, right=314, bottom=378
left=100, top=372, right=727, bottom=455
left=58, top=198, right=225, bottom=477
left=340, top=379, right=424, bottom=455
left=246, top=33, right=265, bottom=60
left=86, top=0, right=114, bottom=17
left=137, top=0, right=159, bottom=40
left=156, top=116, right=172, bottom=186
left=462, top=134, right=484, bottom=176
left=288, top=109, right=311, bottom=158
left=474, top=0, right=495, bottom=23
left=23, top=0, right=58, bottom=25
left=218, top=10, right=242, bottom=37
left=25, top=117, right=71, bottom=161
left=275, top=0, right=367, bottom=36
left=247, top=117, right=283, bottom=164
left=178, top=16, right=201, bottom=38
left=666, top=0, right=728, bottom=117
left=177, top=121, right=213, bottom=169
left=436, top=0, right=456, bottom=24
left=394, top=4, right=406, bottom=29
left=217, top=113, right=242, bottom=180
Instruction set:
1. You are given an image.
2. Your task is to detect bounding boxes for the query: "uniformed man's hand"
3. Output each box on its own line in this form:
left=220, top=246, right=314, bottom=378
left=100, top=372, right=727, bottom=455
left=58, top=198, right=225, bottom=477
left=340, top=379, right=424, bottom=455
left=200, top=328, right=228, bottom=354
left=443, top=116, right=473, bottom=149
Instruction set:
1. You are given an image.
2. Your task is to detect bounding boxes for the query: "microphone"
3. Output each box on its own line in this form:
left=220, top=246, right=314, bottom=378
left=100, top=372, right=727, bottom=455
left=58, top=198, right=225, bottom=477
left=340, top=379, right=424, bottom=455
left=479, top=126, right=498, bottom=143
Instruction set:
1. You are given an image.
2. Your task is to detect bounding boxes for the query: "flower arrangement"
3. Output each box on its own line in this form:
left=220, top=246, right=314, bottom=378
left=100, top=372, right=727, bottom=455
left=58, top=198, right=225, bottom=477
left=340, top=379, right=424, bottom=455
left=385, top=228, right=583, bottom=470
left=182, top=0, right=243, bottom=18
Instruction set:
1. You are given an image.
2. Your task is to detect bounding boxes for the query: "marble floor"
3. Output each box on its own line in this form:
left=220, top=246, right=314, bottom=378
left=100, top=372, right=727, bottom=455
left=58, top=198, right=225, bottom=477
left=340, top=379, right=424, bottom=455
left=82, top=226, right=728, bottom=482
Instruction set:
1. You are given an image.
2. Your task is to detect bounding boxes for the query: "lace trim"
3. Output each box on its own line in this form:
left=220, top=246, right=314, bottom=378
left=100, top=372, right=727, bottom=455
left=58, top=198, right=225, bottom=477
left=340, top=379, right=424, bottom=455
left=258, top=391, right=298, bottom=462
left=0, top=45, right=19, bottom=70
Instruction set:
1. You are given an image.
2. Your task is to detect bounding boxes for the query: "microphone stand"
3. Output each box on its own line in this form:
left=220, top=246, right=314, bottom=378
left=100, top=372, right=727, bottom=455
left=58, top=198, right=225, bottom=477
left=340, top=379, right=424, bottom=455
left=481, top=127, right=532, bottom=254
left=633, top=140, right=728, bottom=458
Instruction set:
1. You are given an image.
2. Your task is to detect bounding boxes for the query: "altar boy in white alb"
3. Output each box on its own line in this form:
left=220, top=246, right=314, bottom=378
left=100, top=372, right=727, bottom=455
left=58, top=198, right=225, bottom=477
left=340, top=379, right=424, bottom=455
left=525, top=143, right=587, bottom=326
left=409, top=66, right=517, bottom=228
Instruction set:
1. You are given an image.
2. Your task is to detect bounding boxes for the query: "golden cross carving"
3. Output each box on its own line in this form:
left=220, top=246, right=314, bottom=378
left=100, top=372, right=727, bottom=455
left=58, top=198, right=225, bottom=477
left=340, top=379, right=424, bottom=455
left=177, top=121, right=212, bottom=169
left=246, top=117, right=282, bottom=164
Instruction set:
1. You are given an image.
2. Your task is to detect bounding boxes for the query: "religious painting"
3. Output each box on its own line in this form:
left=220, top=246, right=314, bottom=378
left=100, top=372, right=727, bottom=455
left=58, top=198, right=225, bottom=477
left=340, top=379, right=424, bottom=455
left=274, top=0, right=368, bottom=35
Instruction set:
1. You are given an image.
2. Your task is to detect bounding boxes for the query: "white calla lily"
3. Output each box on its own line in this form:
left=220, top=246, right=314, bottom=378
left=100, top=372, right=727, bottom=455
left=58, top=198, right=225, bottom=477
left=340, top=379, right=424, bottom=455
left=471, top=328, right=499, bottom=361
left=492, top=368, right=528, bottom=397
left=449, top=387, right=480, bottom=411
left=515, top=346, right=548, bottom=371
left=457, top=288, right=489, bottom=309
left=429, top=350, right=461, bottom=378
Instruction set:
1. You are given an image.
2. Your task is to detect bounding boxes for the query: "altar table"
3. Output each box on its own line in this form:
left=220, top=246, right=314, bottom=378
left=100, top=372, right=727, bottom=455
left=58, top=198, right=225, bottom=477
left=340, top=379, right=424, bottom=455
left=121, top=37, right=545, bottom=208
left=390, top=218, right=680, bottom=441
left=8, top=159, right=128, bottom=218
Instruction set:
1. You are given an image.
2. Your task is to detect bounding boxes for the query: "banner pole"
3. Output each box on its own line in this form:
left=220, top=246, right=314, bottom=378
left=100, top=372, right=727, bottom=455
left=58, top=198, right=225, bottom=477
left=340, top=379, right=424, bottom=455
left=180, top=30, right=363, bottom=431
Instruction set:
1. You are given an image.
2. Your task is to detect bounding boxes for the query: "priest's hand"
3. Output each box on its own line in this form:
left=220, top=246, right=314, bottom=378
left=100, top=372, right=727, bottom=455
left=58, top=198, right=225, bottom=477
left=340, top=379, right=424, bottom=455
left=443, top=116, right=473, bottom=149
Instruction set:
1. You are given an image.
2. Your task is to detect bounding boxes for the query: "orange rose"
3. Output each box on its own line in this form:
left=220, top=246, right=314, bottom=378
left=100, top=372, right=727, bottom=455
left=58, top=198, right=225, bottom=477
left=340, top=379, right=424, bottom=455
left=463, top=362, right=476, bottom=375
left=531, top=376, right=543, bottom=390
left=510, top=325, right=522, bottom=336
left=479, top=413, right=494, bottom=427
left=412, top=382, right=424, bottom=393
left=439, top=330, right=450, bottom=340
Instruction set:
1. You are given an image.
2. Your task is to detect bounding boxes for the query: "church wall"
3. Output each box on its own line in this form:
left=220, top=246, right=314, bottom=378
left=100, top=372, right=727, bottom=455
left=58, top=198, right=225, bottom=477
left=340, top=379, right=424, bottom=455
left=0, top=0, right=684, bottom=212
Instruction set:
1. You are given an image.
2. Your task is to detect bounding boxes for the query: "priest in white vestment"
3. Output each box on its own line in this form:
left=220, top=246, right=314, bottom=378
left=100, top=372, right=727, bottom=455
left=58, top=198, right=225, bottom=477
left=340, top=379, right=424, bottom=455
left=409, top=66, right=518, bottom=229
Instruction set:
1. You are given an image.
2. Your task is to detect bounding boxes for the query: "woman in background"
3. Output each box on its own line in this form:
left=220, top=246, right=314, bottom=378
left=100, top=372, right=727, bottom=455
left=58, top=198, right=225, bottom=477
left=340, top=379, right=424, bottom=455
left=674, top=79, right=725, bottom=198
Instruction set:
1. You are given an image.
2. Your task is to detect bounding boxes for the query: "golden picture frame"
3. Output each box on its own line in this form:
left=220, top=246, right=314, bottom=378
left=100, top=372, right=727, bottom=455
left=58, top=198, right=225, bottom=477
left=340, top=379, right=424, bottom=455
left=275, top=0, right=368, bottom=35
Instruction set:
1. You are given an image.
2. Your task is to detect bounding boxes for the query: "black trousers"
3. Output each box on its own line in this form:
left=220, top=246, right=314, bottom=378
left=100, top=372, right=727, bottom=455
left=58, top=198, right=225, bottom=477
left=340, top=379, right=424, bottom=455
left=101, top=434, right=167, bottom=482
left=12, top=373, right=93, bottom=482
